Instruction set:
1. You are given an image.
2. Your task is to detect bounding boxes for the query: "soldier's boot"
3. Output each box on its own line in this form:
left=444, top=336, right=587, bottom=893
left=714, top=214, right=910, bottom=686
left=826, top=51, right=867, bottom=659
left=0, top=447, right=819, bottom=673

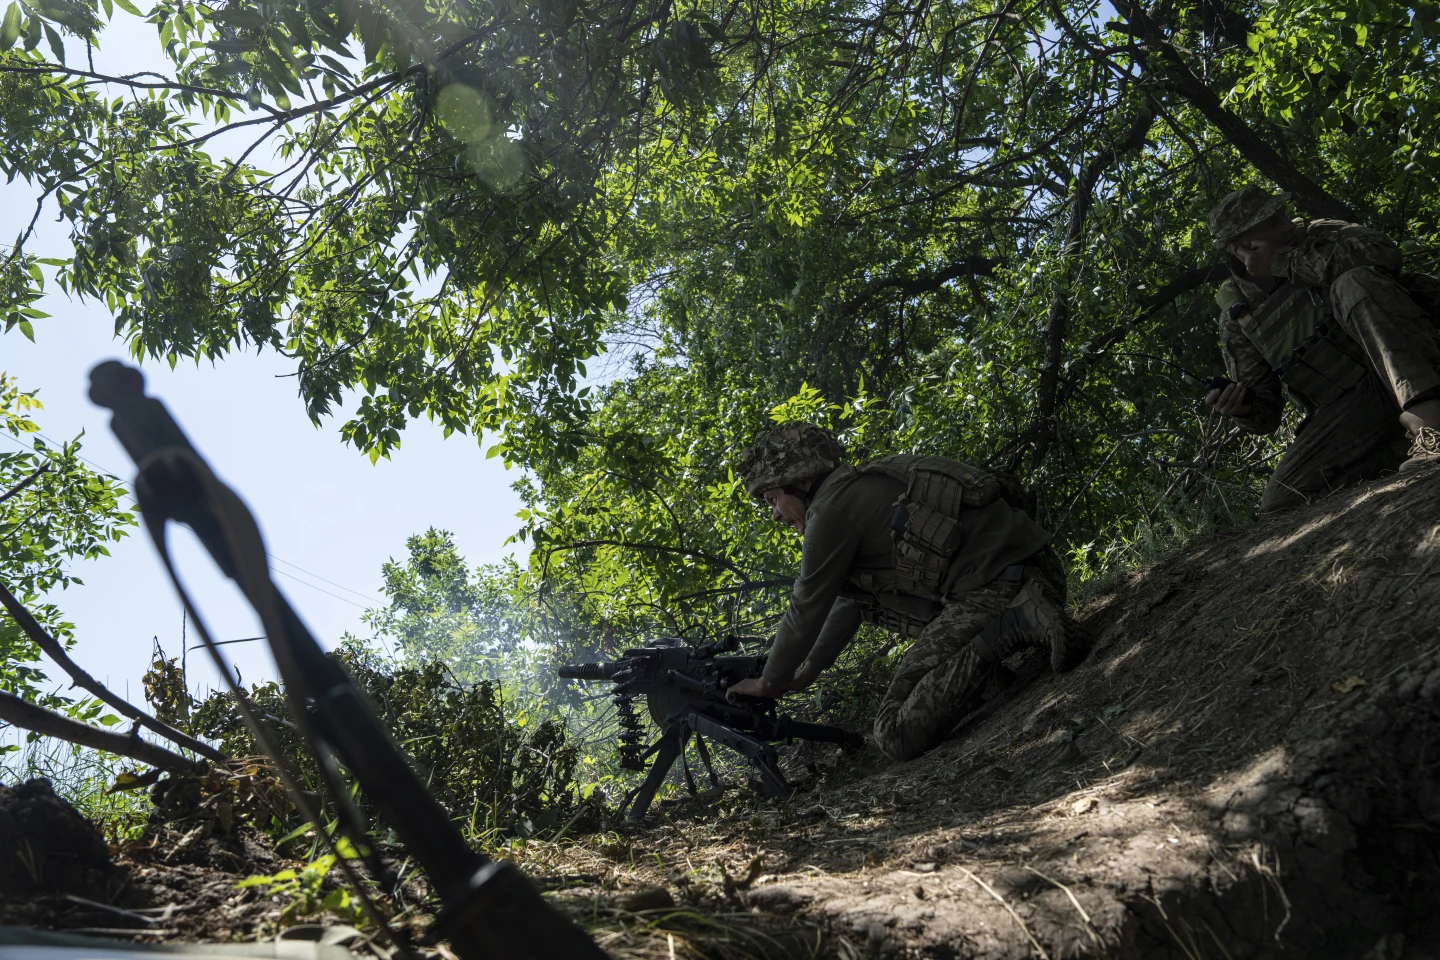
left=970, top=583, right=1090, bottom=673
left=1400, top=400, right=1440, bottom=472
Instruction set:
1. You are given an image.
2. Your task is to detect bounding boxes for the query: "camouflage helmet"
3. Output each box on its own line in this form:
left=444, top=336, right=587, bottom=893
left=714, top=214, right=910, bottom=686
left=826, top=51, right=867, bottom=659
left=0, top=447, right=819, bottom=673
left=736, top=422, right=846, bottom=498
left=1207, top=185, right=1292, bottom=246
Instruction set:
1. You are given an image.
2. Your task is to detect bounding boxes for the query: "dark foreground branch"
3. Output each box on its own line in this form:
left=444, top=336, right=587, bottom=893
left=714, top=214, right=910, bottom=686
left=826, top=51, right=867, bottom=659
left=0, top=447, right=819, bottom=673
left=0, top=580, right=227, bottom=763
left=0, top=690, right=206, bottom=774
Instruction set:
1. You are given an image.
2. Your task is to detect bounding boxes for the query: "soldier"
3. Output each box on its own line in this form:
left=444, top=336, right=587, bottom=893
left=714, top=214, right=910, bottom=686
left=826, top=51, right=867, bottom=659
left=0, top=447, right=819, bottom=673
left=1206, top=185, right=1440, bottom=510
left=724, top=423, right=1087, bottom=762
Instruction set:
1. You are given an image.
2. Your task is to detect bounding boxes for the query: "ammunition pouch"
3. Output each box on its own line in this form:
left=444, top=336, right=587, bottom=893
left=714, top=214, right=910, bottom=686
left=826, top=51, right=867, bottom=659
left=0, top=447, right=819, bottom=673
left=839, top=455, right=1035, bottom=636
left=890, top=500, right=960, bottom=595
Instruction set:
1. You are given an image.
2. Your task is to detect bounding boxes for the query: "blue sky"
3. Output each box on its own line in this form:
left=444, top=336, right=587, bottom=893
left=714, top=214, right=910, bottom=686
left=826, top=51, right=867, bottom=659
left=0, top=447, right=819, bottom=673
left=2, top=14, right=527, bottom=704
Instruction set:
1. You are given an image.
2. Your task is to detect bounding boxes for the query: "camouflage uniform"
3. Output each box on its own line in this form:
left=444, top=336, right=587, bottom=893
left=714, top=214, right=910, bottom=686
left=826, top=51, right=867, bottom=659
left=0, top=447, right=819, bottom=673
left=1208, top=186, right=1440, bottom=509
left=738, top=424, right=1075, bottom=763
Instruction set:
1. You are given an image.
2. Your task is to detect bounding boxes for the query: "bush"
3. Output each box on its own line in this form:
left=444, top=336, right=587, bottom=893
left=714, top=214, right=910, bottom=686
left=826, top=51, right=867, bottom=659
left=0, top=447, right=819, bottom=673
left=183, top=642, right=583, bottom=838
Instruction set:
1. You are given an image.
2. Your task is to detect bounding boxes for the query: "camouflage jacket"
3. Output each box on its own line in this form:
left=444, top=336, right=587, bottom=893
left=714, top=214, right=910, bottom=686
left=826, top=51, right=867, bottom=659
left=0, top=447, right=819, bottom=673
left=762, top=463, right=1049, bottom=686
left=1217, top=218, right=1401, bottom=433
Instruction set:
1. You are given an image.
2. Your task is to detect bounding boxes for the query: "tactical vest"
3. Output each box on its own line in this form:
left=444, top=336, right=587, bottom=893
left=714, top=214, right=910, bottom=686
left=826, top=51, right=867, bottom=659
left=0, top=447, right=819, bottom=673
left=835, top=455, right=1016, bottom=638
left=1219, top=279, right=1369, bottom=406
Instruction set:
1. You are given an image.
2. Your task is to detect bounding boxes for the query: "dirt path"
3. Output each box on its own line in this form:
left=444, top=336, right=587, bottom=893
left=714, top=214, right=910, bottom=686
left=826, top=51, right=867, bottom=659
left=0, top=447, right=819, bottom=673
left=550, top=466, right=1440, bottom=959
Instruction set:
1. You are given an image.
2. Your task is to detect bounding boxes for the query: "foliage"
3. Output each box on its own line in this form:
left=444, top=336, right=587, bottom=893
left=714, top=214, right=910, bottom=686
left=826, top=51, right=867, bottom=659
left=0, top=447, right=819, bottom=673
left=237, top=855, right=365, bottom=927
left=0, top=373, right=133, bottom=708
left=4, top=0, right=1436, bottom=721
left=360, top=528, right=527, bottom=673
left=187, top=640, right=583, bottom=835
left=0, top=735, right=151, bottom=841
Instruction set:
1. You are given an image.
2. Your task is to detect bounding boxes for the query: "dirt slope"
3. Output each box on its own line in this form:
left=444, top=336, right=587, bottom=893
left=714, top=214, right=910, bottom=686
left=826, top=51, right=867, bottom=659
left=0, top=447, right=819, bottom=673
left=581, top=466, right=1440, bottom=959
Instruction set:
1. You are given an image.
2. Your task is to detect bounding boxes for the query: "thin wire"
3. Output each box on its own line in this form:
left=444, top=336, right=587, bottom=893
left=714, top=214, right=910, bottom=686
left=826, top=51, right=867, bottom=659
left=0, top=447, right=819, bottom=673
left=267, top=553, right=381, bottom=604
left=270, top=567, right=369, bottom=608
left=1, top=432, right=384, bottom=611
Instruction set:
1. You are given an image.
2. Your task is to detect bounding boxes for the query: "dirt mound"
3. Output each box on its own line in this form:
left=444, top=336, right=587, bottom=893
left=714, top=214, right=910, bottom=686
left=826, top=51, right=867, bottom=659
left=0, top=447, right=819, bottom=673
left=0, top=783, right=306, bottom=942
left=0, top=778, right=117, bottom=899
left=574, top=466, right=1440, bottom=958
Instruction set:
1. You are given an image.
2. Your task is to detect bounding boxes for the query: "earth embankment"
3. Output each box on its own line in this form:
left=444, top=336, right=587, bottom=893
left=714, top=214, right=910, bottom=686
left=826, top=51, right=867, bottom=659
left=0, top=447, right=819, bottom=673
left=582, top=466, right=1440, bottom=959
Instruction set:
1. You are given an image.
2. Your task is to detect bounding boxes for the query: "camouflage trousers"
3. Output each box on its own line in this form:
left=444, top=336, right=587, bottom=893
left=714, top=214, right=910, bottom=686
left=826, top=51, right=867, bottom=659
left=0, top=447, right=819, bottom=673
left=1263, top=373, right=1407, bottom=511
left=1264, top=266, right=1434, bottom=511
left=872, top=549, right=1066, bottom=762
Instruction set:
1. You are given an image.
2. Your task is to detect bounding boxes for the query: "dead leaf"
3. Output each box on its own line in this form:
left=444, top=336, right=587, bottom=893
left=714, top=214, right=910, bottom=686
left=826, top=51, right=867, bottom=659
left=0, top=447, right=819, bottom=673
left=1332, top=675, right=1367, bottom=694
left=1072, top=797, right=1099, bottom=815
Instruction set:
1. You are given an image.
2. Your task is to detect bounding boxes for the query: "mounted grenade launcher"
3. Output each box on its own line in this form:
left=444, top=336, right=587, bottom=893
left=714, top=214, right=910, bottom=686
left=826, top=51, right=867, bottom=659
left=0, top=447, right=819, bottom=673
left=558, top=635, right=864, bottom=821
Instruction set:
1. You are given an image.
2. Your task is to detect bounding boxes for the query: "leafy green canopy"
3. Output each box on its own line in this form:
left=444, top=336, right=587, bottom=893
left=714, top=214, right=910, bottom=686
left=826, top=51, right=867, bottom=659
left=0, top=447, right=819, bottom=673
left=3, top=0, right=1438, bottom=646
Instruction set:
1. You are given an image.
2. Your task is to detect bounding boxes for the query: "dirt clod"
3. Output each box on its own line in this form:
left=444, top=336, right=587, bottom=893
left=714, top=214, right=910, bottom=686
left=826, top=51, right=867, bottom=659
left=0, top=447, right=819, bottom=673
left=0, top=778, right=115, bottom=898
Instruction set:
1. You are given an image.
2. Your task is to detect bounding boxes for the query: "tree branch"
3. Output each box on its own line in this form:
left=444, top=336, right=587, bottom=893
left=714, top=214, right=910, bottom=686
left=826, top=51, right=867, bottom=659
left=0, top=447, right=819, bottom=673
left=0, top=462, right=51, bottom=507
left=841, top=256, right=1000, bottom=316
left=1108, top=1, right=1359, bottom=222
left=1030, top=102, right=1154, bottom=467
left=0, top=690, right=206, bottom=774
left=0, top=580, right=227, bottom=762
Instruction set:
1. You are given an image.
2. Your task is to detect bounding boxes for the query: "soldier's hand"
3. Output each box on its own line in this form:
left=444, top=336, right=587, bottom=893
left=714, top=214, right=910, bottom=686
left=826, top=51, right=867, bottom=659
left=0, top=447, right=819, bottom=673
left=726, top=677, right=779, bottom=702
left=1205, top=381, right=1252, bottom=417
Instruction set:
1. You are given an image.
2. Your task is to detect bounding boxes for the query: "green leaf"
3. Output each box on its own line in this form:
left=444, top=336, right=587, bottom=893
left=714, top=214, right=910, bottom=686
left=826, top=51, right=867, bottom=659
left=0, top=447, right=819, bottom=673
left=43, top=22, right=64, bottom=63
left=110, top=0, right=141, bottom=14
left=16, top=320, right=34, bottom=341
left=0, top=3, right=22, bottom=50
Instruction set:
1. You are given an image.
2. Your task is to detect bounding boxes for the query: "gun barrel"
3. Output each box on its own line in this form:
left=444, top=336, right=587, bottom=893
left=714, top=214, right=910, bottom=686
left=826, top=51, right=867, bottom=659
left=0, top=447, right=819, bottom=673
left=557, top=661, right=619, bottom=680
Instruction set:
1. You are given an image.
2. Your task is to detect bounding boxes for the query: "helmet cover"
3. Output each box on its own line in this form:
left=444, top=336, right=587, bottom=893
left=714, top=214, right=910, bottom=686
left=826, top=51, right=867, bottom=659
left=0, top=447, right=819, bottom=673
left=736, top=422, right=846, bottom=498
left=1207, top=185, right=1292, bottom=247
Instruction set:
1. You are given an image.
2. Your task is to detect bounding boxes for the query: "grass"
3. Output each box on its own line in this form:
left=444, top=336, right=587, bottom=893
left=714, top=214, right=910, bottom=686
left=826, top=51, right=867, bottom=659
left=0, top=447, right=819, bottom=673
left=1, top=735, right=152, bottom=841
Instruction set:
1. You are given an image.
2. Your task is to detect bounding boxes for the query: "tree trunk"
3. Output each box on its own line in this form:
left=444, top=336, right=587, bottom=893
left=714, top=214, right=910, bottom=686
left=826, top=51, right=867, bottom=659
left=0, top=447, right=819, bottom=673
left=1030, top=104, right=1155, bottom=468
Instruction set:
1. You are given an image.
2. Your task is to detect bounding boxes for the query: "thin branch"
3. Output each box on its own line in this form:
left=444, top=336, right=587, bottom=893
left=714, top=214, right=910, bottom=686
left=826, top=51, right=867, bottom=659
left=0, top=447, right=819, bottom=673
left=0, top=462, right=51, bottom=506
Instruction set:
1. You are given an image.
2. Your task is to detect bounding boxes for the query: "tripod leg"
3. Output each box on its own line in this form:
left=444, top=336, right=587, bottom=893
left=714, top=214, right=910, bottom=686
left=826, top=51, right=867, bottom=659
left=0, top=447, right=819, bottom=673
left=692, top=714, right=793, bottom=799
left=681, top=748, right=698, bottom=796
left=694, top=735, right=720, bottom=789
left=627, top=726, right=686, bottom=822
left=750, top=747, right=789, bottom=798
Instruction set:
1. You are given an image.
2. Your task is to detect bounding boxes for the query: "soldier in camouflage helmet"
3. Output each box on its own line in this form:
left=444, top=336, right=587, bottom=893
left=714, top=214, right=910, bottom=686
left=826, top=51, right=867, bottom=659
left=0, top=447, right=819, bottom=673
left=1204, top=185, right=1440, bottom=510
left=726, top=422, right=1089, bottom=762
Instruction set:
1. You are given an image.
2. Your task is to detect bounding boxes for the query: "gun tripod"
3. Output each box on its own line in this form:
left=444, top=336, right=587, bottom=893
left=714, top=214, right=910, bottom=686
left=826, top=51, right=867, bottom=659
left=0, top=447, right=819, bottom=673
left=618, top=707, right=861, bottom=821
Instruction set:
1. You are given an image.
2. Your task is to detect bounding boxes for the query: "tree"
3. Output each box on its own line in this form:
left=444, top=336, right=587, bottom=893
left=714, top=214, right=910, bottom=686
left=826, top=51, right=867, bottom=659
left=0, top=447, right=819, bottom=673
left=361, top=527, right=528, bottom=672
left=0, top=374, right=133, bottom=709
left=4, top=0, right=1438, bottom=650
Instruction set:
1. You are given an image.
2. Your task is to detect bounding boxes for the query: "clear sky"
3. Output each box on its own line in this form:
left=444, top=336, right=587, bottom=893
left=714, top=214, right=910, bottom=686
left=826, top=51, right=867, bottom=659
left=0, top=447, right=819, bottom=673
left=1, top=14, right=527, bottom=706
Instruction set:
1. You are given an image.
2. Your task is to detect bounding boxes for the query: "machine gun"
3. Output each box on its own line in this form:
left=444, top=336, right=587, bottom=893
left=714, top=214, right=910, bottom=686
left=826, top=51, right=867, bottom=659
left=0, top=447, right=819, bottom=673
left=558, top=636, right=863, bottom=821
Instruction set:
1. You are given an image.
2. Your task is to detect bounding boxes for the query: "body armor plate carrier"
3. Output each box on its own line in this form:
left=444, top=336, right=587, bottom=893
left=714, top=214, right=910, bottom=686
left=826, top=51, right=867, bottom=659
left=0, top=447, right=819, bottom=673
left=1231, top=279, right=1370, bottom=405
left=838, top=456, right=1025, bottom=638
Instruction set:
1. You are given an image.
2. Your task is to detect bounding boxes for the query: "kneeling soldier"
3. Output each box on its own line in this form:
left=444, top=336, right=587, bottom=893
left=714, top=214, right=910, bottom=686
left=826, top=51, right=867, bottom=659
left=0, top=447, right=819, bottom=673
left=1206, top=185, right=1440, bottom=510
left=724, top=423, right=1088, bottom=762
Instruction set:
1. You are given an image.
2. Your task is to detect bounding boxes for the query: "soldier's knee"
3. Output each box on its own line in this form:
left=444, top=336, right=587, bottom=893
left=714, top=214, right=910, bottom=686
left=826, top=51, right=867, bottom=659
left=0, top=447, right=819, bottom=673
left=1260, top=478, right=1310, bottom=513
left=873, top=726, right=925, bottom=762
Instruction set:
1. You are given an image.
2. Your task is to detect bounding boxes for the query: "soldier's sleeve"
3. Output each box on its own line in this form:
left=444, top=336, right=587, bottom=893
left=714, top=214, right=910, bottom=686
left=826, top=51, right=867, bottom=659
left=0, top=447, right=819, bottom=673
left=798, top=597, right=864, bottom=677
left=1219, top=308, right=1286, bottom=434
left=763, top=504, right=863, bottom=686
left=1270, top=222, right=1402, bottom=287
